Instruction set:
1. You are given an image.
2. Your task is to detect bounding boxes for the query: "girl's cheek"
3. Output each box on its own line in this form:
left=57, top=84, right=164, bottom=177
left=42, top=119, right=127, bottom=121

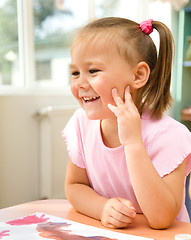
left=70, top=85, right=84, bottom=108
left=98, top=87, right=114, bottom=105
left=71, top=85, right=80, bottom=101
left=70, top=84, right=76, bottom=97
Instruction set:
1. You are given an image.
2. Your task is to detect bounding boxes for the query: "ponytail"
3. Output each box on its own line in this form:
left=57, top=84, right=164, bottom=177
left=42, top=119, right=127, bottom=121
left=137, top=21, right=174, bottom=119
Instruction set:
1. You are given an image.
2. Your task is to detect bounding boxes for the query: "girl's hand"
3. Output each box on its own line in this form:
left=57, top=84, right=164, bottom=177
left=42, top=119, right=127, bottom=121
left=101, top=198, right=136, bottom=228
left=108, top=87, right=142, bottom=146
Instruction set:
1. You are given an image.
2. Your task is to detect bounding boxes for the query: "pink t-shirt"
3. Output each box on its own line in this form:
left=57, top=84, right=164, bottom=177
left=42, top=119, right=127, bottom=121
left=62, top=108, right=191, bottom=222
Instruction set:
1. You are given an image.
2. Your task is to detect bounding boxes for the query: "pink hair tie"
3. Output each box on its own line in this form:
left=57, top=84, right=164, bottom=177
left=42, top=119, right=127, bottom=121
left=140, top=19, right=153, bottom=35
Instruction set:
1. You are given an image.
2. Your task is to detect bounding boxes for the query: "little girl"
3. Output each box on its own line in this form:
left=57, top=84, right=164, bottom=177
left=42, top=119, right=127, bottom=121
left=62, top=17, right=191, bottom=229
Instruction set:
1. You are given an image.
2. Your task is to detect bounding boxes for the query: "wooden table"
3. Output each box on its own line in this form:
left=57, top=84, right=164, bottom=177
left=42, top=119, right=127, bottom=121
left=0, top=199, right=191, bottom=240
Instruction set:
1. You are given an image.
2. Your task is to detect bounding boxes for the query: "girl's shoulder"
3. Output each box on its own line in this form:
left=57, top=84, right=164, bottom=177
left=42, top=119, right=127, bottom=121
left=141, top=112, right=190, bottom=139
left=141, top=112, right=191, bottom=177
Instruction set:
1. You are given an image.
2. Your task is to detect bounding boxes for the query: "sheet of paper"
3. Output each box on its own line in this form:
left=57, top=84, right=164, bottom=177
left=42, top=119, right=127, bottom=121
left=0, top=212, right=154, bottom=240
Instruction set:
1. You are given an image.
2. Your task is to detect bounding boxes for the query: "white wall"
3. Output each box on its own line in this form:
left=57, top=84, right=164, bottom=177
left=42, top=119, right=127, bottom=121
left=0, top=94, right=78, bottom=208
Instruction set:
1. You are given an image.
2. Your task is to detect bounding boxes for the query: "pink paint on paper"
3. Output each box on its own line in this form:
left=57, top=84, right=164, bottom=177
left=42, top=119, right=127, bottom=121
left=0, top=230, right=10, bottom=239
left=6, top=214, right=49, bottom=226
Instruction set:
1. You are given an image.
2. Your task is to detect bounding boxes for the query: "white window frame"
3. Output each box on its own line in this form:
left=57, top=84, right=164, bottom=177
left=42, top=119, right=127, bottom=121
left=0, top=0, right=96, bottom=96
left=0, top=0, right=37, bottom=95
left=17, top=0, right=35, bottom=90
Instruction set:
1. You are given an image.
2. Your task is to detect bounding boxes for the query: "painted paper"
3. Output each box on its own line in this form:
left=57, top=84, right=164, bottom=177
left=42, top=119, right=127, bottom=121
left=0, top=212, right=153, bottom=240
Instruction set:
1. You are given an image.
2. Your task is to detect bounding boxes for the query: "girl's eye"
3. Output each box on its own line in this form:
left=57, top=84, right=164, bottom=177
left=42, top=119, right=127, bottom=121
left=89, top=69, right=100, bottom=74
left=71, top=71, right=80, bottom=76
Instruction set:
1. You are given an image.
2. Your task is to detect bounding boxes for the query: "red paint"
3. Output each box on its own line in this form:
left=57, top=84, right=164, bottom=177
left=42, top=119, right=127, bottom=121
left=6, top=214, right=49, bottom=226
left=0, top=230, right=10, bottom=239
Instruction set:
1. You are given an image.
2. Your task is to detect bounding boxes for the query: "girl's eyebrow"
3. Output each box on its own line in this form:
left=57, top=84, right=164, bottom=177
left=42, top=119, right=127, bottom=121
left=69, top=64, right=76, bottom=69
left=70, top=61, right=105, bottom=69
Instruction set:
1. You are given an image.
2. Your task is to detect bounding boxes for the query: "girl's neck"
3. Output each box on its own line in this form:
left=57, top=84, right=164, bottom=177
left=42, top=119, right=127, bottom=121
left=100, top=118, right=121, bottom=148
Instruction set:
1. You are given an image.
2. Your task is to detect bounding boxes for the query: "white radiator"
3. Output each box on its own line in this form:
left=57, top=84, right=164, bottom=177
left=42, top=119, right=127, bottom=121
left=36, top=106, right=78, bottom=199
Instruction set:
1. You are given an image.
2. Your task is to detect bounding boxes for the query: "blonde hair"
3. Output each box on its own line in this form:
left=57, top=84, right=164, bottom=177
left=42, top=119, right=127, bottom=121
left=73, top=17, right=174, bottom=119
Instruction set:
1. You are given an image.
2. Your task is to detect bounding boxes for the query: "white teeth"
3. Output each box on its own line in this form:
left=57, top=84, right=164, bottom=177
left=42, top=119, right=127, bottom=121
left=83, top=96, right=100, bottom=102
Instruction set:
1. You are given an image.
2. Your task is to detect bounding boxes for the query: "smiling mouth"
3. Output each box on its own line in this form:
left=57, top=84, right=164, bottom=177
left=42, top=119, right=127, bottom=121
left=82, top=96, right=100, bottom=103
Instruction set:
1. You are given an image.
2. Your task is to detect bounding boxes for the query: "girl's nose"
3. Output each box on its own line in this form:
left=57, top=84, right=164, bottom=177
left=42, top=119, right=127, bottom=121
left=75, top=75, right=90, bottom=89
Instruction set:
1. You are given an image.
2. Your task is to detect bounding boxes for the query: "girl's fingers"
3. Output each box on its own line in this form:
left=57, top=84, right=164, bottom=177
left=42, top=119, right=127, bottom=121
left=108, top=207, right=135, bottom=228
left=113, top=200, right=136, bottom=219
left=108, top=87, right=129, bottom=115
left=124, top=86, right=134, bottom=105
left=108, top=103, right=120, bottom=117
left=124, top=86, right=132, bottom=102
left=112, top=87, right=133, bottom=109
left=111, top=88, right=125, bottom=108
left=124, top=86, right=138, bottom=111
left=109, top=87, right=138, bottom=115
left=108, top=216, right=132, bottom=228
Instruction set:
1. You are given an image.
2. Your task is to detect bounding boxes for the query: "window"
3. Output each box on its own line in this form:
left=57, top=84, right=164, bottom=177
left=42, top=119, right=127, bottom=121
left=0, top=0, right=172, bottom=93
left=0, top=0, right=122, bottom=92
left=0, top=0, right=20, bottom=86
left=33, top=0, right=89, bottom=88
left=33, top=0, right=121, bottom=88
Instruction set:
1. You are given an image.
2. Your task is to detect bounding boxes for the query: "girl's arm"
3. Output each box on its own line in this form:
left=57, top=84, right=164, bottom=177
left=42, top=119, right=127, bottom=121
left=108, top=87, right=186, bottom=229
left=65, top=159, right=136, bottom=228
left=125, top=143, right=186, bottom=229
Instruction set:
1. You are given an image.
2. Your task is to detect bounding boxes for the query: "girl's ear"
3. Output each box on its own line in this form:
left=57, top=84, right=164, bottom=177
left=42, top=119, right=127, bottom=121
left=132, top=62, right=150, bottom=89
